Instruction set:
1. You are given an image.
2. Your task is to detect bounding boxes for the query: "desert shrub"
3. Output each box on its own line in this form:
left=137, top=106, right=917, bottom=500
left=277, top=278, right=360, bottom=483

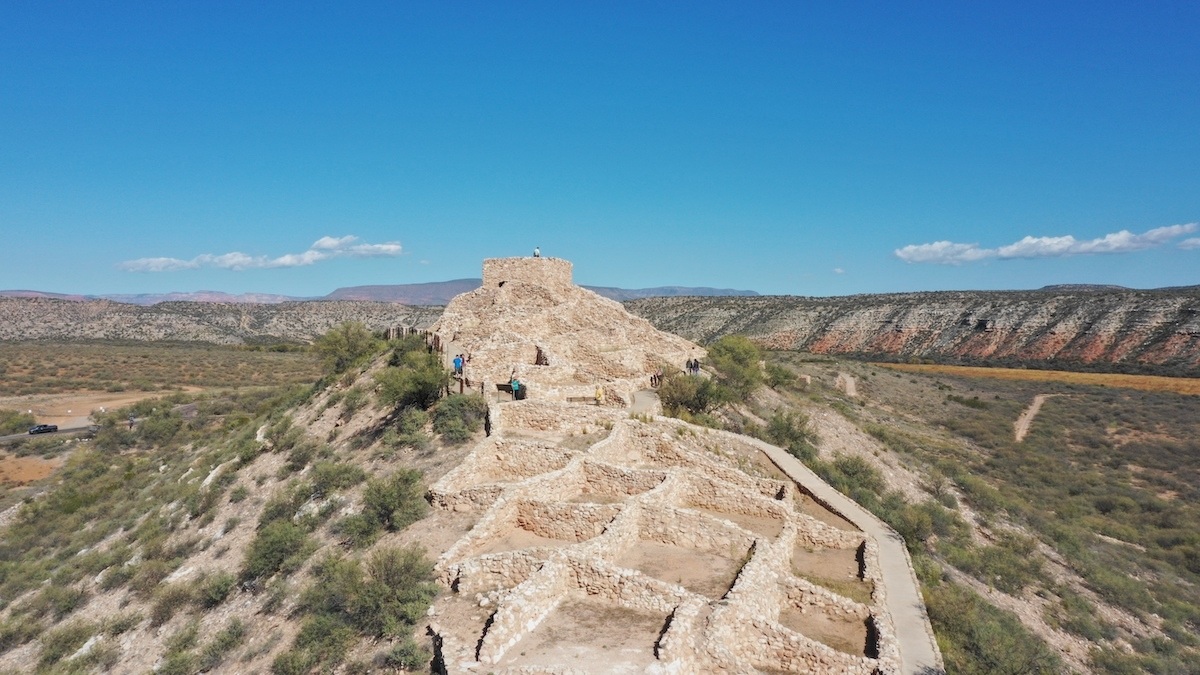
left=0, top=408, right=36, bottom=435
left=129, top=559, right=176, bottom=596
left=762, top=411, right=818, bottom=461
left=362, top=470, right=428, bottom=532
left=151, top=583, right=195, bottom=627
left=199, top=572, right=237, bottom=608
left=922, top=574, right=1060, bottom=674
left=282, top=440, right=319, bottom=475
left=38, top=620, right=96, bottom=668
left=333, top=514, right=381, bottom=549
left=431, top=394, right=488, bottom=444
left=104, top=611, right=143, bottom=636
left=0, top=617, right=41, bottom=652
left=285, top=546, right=438, bottom=672
left=943, top=532, right=1043, bottom=594
left=229, top=485, right=250, bottom=503
left=379, top=638, right=432, bottom=670
left=310, top=461, right=367, bottom=497
left=659, top=373, right=725, bottom=415
left=23, top=584, right=88, bottom=621
left=272, top=649, right=318, bottom=675
left=241, top=521, right=314, bottom=581
left=158, top=652, right=198, bottom=675
left=383, top=407, right=432, bottom=452
left=764, top=362, right=797, bottom=389
left=314, top=321, right=382, bottom=374
left=375, top=349, right=447, bottom=410
left=199, top=618, right=247, bottom=671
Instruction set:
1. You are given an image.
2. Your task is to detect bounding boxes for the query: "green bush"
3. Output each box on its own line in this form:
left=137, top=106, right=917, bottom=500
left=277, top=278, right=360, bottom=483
left=432, top=394, right=488, bottom=444
left=362, top=470, right=428, bottom=532
left=380, top=638, right=432, bottom=670
left=923, top=575, right=1060, bottom=674
left=375, top=349, right=448, bottom=410
left=314, top=321, right=382, bottom=374
left=659, top=373, right=725, bottom=416
left=242, top=521, right=314, bottom=581
left=199, top=572, right=237, bottom=608
left=763, top=411, right=819, bottom=461
left=0, top=408, right=36, bottom=435
left=310, top=461, right=367, bottom=497
left=38, top=620, right=96, bottom=668
left=150, top=583, right=195, bottom=627
left=199, top=618, right=247, bottom=671
left=707, top=335, right=763, bottom=399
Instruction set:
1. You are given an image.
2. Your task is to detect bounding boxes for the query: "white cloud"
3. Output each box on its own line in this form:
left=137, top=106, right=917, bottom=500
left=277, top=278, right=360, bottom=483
left=896, top=222, right=1197, bottom=265
left=833, top=267, right=845, bottom=274
left=119, top=236, right=403, bottom=272
left=893, top=241, right=992, bottom=264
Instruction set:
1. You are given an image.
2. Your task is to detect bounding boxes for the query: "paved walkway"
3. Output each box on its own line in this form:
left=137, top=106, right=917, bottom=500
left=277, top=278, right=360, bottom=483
left=624, top=390, right=943, bottom=673
left=719, top=429, right=945, bottom=674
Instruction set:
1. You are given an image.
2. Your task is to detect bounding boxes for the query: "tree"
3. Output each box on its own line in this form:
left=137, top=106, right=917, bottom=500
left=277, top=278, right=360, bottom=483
left=314, top=321, right=381, bottom=374
left=707, top=335, right=763, bottom=399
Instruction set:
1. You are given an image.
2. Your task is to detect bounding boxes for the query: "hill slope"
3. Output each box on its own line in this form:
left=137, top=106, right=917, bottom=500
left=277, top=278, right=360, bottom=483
left=627, top=287, right=1200, bottom=374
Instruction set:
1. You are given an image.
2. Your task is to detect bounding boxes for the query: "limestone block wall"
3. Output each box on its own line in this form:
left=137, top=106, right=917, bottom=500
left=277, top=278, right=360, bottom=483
left=495, top=400, right=621, bottom=433
left=515, top=500, right=622, bottom=542
left=482, top=256, right=573, bottom=289
left=428, top=411, right=906, bottom=674
left=476, top=558, right=569, bottom=664
left=449, top=550, right=548, bottom=595
left=638, top=506, right=757, bottom=559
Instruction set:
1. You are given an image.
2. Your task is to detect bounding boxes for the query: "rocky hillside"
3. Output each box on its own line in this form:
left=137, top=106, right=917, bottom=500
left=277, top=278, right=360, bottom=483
left=627, top=287, right=1200, bottom=374
left=0, top=297, right=440, bottom=344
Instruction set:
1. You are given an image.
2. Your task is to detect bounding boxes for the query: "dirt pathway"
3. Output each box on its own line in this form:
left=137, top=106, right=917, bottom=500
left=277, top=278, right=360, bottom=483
left=836, top=372, right=858, bottom=397
left=1014, top=394, right=1054, bottom=442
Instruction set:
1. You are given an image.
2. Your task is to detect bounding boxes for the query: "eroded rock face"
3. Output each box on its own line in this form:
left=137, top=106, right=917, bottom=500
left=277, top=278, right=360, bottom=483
left=431, top=258, right=702, bottom=404
left=628, top=288, right=1200, bottom=373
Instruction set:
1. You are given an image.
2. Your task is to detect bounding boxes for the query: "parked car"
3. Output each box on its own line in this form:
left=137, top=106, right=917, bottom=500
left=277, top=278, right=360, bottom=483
left=28, top=424, right=58, bottom=434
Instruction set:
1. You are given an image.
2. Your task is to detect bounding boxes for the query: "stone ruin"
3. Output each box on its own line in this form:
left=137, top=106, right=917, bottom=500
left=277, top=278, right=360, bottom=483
left=430, top=257, right=702, bottom=407
left=424, top=256, right=904, bottom=673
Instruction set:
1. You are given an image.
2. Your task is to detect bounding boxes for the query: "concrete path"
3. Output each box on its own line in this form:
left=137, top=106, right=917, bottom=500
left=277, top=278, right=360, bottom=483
left=707, top=428, right=945, bottom=674
left=622, top=389, right=943, bottom=672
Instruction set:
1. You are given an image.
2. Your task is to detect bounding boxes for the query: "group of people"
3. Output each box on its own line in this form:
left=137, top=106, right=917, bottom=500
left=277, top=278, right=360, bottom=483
left=452, top=353, right=468, bottom=376
left=685, top=357, right=702, bottom=375
left=649, top=367, right=664, bottom=387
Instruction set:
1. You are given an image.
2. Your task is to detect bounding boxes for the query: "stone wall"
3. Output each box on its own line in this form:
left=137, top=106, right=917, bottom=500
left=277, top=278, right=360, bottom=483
left=482, top=257, right=573, bottom=289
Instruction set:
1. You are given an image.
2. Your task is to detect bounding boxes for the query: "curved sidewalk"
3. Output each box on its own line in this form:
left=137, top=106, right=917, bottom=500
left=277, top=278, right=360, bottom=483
left=716, top=428, right=945, bottom=674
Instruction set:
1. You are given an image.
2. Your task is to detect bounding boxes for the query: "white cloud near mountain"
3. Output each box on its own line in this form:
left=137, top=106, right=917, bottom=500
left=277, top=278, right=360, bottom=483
left=895, top=223, right=1198, bottom=265
left=119, top=236, right=402, bottom=272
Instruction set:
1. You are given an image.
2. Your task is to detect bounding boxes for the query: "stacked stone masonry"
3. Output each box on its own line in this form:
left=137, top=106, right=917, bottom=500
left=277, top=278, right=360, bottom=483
left=428, top=411, right=901, bottom=673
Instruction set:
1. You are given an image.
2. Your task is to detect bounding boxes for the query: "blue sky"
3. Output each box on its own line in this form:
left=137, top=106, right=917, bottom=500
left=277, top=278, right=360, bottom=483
left=2, top=2, right=1197, bottom=297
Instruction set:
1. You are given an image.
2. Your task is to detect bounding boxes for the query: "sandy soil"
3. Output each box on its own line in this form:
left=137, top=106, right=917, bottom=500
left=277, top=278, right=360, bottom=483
left=779, top=608, right=870, bottom=656
left=497, top=599, right=668, bottom=673
left=617, top=541, right=744, bottom=599
left=0, top=389, right=199, bottom=429
left=694, top=507, right=786, bottom=539
left=0, top=454, right=63, bottom=485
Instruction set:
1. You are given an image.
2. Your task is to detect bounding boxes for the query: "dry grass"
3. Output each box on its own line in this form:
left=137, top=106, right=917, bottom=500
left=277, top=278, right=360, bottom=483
left=0, top=341, right=321, bottom=397
left=874, top=363, right=1200, bottom=396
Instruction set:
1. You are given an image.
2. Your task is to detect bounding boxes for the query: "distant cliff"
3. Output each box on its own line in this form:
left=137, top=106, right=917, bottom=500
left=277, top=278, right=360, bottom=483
left=627, top=287, right=1200, bottom=375
left=0, top=298, right=441, bottom=344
